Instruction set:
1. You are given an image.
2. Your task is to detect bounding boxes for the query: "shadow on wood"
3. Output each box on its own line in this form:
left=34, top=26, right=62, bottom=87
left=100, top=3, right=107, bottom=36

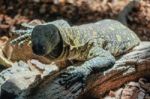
left=0, top=42, right=150, bottom=99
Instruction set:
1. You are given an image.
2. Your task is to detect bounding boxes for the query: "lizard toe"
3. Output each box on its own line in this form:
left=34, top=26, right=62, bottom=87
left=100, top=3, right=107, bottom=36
left=65, top=75, right=80, bottom=89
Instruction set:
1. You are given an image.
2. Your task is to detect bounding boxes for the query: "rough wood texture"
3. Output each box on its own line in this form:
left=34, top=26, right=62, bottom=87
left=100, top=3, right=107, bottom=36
left=26, top=41, right=150, bottom=99
left=81, top=41, right=150, bottom=98
left=0, top=42, right=150, bottom=99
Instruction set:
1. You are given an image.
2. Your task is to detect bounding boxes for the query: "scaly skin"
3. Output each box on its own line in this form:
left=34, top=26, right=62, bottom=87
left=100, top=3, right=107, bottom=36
left=30, top=19, right=140, bottom=93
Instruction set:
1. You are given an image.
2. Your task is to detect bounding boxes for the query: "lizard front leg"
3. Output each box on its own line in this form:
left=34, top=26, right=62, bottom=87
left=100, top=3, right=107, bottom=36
left=59, top=47, right=116, bottom=93
left=10, top=23, right=34, bottom=46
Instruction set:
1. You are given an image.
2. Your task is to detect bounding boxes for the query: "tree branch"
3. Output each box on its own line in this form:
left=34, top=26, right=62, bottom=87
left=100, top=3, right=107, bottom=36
left=0, top=42, right=150, bottom=99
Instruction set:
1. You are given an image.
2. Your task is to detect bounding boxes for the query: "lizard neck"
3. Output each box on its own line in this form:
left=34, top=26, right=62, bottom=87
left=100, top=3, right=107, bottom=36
left=46, top=45, right=69, bottom=61
left=47, top=28, right=64, bottom=59
left=48, top=40, right=63, bottom=59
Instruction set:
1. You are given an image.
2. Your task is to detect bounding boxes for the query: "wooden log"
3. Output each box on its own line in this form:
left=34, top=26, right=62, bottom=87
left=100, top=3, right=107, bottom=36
left=0, top=42, right=150, bottom=99
left=25, top=41, right=150, bottom=99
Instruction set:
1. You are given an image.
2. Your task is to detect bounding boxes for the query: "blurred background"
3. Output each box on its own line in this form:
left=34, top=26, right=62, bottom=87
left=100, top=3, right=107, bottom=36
left=0, top=0, right=150, bottom=41
left=0, top=1, right=150, bottom=99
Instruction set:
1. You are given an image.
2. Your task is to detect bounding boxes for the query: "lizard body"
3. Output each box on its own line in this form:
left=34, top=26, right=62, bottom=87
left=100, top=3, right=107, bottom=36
left=31, top=19, right=140, bottom=92
left=4, top=19, right=141, bottom=99
left=48, top=19, right=140, bottom=61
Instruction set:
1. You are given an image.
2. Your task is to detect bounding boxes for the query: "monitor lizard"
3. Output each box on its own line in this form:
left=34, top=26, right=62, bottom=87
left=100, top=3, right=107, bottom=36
left=11, top=19, right=140, bottom=94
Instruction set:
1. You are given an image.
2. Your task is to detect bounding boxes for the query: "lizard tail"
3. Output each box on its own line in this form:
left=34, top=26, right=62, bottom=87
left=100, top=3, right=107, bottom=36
left=117, top=0, right=141, bottom=26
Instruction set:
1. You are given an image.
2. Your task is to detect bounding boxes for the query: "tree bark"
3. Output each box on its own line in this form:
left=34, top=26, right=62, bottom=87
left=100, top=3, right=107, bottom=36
left=0, top=42, right=150, bottom=99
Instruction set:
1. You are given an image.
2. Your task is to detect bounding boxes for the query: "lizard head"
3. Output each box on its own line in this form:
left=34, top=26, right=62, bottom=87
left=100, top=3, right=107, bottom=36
left=31, top=24, right=61, bottom=56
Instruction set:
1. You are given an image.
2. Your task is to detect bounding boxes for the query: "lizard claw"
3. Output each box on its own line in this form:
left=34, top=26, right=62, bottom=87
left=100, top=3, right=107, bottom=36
left=21, top=23, right=35, bottom=28
left=11, top=29, right=33, bottom=35
left=59, top=66, right=87, bottom=93
left=10, top=22, right=34, bottom=46
left=10, top=34, right=31, bottom=45
left=70, top=82, right=86, bottom=93
left=10, top=29, right=32, bottom=46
